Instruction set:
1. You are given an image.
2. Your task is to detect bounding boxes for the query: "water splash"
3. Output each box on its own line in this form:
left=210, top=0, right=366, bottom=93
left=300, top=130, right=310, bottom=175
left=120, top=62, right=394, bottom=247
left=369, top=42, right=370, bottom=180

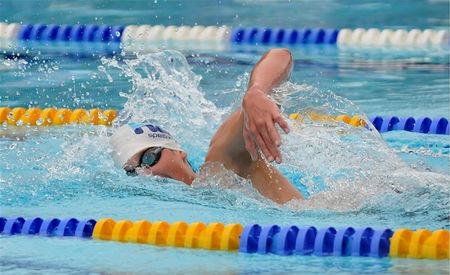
left=97, top=51, right=449, bottom=220
left=269, top=82, right=448, bottom=225
left=97, top=50, right=269, bottom=206
left=101, top=50, right=224, bottom=153
left=7, top=49, right=443, bottom=228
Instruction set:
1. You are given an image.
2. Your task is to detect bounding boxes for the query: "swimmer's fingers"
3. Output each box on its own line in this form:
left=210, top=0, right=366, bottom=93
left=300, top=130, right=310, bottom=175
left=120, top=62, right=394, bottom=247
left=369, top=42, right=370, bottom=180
left=255, top=134, right=272, bottom=162
left=266, top=119, right=281, bottom=147
left=273, top=113, right=290, bottom=134
left=249, top=116, right=275, bottom=161
left=260, top=124, right=281, bottom=163
left=243, top=126, right=258, bottom=161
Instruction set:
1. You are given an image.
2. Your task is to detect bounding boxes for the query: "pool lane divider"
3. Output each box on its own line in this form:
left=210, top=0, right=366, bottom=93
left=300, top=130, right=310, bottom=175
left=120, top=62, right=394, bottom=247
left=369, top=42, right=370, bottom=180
left=0, top=217, right=448, bottom=260
left=368, top=115, right=449, bottom=135
left=294, top=113, right=449, bottom=135
left=0, top=107, right=116, bottom=126
left=1, top=107, right=448, bottom=135
left=0, top=23, right=448, bottom=47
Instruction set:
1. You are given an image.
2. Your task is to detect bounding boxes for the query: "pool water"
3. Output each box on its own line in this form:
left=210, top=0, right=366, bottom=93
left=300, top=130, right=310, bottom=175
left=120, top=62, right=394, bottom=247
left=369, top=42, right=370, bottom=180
left=1, top=0, right=449, bottom=274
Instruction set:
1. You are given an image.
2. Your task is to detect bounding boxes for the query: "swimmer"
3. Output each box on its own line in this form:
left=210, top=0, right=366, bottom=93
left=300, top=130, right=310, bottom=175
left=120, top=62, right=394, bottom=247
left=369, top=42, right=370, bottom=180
left=110, top=48, right=303, bottom=204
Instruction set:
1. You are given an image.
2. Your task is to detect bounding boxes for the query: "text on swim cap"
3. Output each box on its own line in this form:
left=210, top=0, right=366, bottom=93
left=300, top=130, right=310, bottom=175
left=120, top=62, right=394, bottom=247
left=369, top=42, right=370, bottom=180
left=133, top=124, right=171, bottom=135
left=148, top=132, right=172, bottom=139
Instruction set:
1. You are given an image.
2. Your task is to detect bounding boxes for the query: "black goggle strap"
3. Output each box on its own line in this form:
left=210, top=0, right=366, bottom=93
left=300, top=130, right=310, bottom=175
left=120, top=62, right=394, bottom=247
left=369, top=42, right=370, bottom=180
left=187, top=160, right=196, bottom=173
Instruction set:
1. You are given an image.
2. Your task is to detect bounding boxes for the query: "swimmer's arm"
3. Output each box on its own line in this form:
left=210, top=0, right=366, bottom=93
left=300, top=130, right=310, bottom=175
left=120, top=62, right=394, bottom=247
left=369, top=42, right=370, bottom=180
left=206, top=48, right=302, bottom=204
left=248, top=48, right=293, bottom=93
left=247, top=157, right=303, bottom=204
left=205, top=109, right=303, bottom=204
left=242, top=48, right=292, bottom=163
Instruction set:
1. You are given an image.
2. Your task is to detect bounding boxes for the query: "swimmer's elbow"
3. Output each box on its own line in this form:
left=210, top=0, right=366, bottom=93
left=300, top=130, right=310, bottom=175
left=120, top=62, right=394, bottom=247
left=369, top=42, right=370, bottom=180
left=281, top=191, right=303, bottom=204
left=267, top=48, right=292, bottom=62
left=269, top=191, right=303, bottom=205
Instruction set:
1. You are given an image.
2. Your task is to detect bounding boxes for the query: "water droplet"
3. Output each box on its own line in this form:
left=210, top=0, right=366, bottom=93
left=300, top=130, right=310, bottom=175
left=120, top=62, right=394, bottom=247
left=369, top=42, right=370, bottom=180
left=9, top=143, right=17, bottom=150
left=36, top=118, right=44, bottom=126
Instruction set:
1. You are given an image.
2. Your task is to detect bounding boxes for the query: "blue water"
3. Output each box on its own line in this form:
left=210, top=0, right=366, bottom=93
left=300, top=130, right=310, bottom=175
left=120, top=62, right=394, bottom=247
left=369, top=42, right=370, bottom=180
left=1, top=0, right=449, bottom=274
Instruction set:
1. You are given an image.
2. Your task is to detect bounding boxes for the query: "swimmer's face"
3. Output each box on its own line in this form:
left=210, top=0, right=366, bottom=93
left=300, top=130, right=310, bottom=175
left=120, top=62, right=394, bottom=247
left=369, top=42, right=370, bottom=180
left=126, top=148, right=196, bottom=185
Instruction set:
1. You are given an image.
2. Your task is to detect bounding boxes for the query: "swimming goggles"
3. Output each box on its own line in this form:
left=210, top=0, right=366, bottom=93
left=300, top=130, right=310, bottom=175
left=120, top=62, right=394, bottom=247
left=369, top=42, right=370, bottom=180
left=126, top=147, right=163, bottom=176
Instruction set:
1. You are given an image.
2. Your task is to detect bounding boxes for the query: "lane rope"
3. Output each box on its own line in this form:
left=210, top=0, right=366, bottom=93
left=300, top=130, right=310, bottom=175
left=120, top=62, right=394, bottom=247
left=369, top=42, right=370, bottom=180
left=0, top=107, right=116, bottom=126
left=1, top=23, right=448, bottom=47
left=1, top=107, right=447, bottom=135
left=289, top=113, right=449, bottom=135
left=1, top=217, right=448, bottom=259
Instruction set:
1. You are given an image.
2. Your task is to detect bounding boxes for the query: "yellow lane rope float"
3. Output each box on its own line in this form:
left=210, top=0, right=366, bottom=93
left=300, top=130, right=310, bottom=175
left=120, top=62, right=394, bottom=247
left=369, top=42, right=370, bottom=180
left=288, top=112, right=367, bottom=127
left=1, top=107, right=364, bottom=128
left=0, top=107, right=116, bottom=126
left=92, top=218, right=243, bottom=251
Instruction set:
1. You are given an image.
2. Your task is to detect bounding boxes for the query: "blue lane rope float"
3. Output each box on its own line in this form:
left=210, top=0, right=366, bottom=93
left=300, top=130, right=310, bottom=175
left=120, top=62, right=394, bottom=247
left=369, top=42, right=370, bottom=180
left=0, top=23, right=448, bottom=47
left=16, top=23, right=124, bottom=42
left=230, top=27, right=340, bottom=45
left=289, top=113, right=449, bottom=136
left=1, top=217, right=448, bottom=260
left=368, top=116, right=449, bottom=135
left=0, top=217, right=96, bottom=237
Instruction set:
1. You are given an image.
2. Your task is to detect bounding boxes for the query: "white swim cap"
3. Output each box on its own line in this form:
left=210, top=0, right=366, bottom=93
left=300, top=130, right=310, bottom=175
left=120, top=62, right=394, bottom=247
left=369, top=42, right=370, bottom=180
left=110, top=122, right=183, bottom=168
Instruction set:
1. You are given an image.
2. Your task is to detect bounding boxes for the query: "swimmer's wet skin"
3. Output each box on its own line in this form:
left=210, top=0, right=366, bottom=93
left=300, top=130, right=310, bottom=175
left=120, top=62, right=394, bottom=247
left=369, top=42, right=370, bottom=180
left=110, top=48, right=303, bottom=204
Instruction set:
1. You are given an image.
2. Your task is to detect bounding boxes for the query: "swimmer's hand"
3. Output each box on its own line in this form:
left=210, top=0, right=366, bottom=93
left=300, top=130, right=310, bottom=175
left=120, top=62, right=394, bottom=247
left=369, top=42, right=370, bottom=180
left=242, top=86, right=290, bottom=163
